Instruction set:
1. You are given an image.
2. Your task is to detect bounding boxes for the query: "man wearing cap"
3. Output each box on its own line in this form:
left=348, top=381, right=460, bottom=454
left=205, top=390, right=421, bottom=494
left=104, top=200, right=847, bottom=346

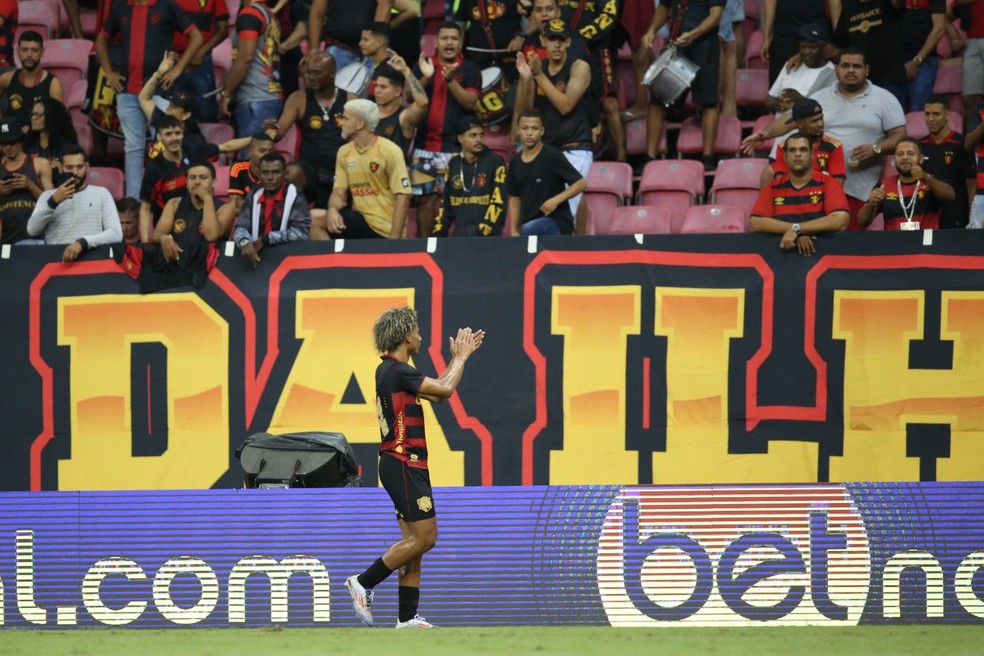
left=761, top=0, right=830, bottom=85
left=760, top=98, right=846, bottom=188
left=515, top=19, right=593, bottom=231
left=750, top=132, right=850, bottom=257
left=433, top=116, right=508, bottom=237
left=764, top=24, right=836, bottom=116
left=743, top=48, right=906, bottom=229
left=0, top=116, right=53, bottom=244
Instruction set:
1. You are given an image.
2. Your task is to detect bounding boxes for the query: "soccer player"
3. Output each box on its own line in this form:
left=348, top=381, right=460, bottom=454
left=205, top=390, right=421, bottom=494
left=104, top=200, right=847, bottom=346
left=750, top=132, right=850, bottom=256
left=346, top=307, right=484, bottom=629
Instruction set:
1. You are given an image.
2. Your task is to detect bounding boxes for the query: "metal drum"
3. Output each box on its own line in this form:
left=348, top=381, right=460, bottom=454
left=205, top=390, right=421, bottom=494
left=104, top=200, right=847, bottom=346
left=476, top=66, right=512, bottom=125
left=643, top=46, right=700, bottom=107
left=335, top=62, right=371, bottom=98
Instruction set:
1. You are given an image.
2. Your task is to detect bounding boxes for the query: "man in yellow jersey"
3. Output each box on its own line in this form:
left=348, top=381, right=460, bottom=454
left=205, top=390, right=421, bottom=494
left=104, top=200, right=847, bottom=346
left=325, top=98, right=412, bottom=238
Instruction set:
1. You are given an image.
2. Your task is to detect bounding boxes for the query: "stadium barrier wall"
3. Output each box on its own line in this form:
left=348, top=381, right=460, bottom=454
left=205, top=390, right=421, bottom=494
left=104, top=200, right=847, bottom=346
left=0, top=483, right=982, bottom=628
left=2, top=232, right=984, bottom=491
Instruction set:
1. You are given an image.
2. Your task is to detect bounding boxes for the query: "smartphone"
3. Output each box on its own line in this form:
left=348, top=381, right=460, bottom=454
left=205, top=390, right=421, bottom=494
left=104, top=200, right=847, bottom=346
left=55, top=171, right=77, bottom=187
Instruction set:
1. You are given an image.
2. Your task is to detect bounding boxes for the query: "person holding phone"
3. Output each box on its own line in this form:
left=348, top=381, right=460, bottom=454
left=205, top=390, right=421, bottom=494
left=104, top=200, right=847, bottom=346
left=0, top=116, right=52, bottom=244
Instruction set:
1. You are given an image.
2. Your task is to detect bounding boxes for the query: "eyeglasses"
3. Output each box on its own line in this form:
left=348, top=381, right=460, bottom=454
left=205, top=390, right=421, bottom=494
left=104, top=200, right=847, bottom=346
left=30, top=112, right=44, bottom=119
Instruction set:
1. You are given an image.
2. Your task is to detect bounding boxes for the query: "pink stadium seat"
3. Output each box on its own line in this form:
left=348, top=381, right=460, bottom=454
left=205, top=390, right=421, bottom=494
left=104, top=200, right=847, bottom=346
left=710, top=158, right=767, bottom=216
left=200, top=122, right=235, bottom=144
left=933, top=59, right=962, bottom=95
left=750, top=114, right=775, bottom=153
left=599, top=205, right=672, bottom=235
left=676, top=115, right=742, bottom=156
left=17, top=1, right=60, bottom=39
left=904, top=110, right=964, bottom=140
left=745, top=30, right=767, bottom=69
left=735, top=68, right=770, bottom=109
left=680, top=204, right=748, bottom=234
left=214, top=164, right=231, bottom=202
left=277, top=125, right=298, bottom=160
left=584, top=161, right=633, bottom=235
left=213, top=40, right=233, bottom=73
left=70, top=109, right=93, bottom=156
left=87, top=166, right=125, bottom=200
left=636, top=159, right=705, bottom=232
left=625, top=117, right=666, bottom=156
left=43, top=39, right=94, bottom=68
left=66, top=79, right=88, bottom=109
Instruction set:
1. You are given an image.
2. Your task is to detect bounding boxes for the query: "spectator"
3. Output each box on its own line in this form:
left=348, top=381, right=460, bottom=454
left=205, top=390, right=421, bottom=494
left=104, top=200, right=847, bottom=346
left=141, top=53, right=251, bottom=162
left=506, top=110, right=586, bottom=236
left=744, top=48, right=906, bottom=229
left=858, top=137, right=955, bottom=229
left=229, top=133, right=276, bottom=214
left=963, top=99, right=984, bottom=227
left=960, top=0, right=984, bottom=117
left=233, top=152, right=313, bottom=266
left=154, top=161, right=236, bottom=260
left=761, top=0, right=831, bottom=85
left=373, top=57, right=429, bottom=162
left=220, top=0, right=284, bottom=139
left=0, top=0, right=16, bottom=71
left=642, top=0, right=725, bottom=171
left=23, top=98, right=79, bottom=165
left=831, top=0, right=906, bottom=104
left=27, top=144, right=123, bottom=261
left=139, top=115, right=192, bottom=241
left=118, top=198, right=142, bottom=245
left=433, top=116, right=508, bottom=237
left=515, top=20, right=593, bottom=232
left=902, top=0, right=946, bottom=111
left=718, top=0, right=745, bottom=117
left=746, top=98, right=846, bottom=188
left=264, top=52, right=347, bottom=209
left=360, top=21, right=393, bottom=78
left=307, top=0, right=394, bottom=71
left=764, top=24, right=836, bottom=117
left=750, top=132, right=849, bottom=256
left=0, top=117, right=53, bottom=245
left=171, top=0, right=230, bottom=123
left=920, top=92, right=975, bottom=228
left=411, top=21, right=481, bottom=237
left=389, top=0, right=424, bottom=66
left=96, top=0, right=203, bottom=200
left=0, top=32, right=63, bottom=123
left=326, top=98, right=412, bottom=239
left=454, top=0, right=525, bottom=74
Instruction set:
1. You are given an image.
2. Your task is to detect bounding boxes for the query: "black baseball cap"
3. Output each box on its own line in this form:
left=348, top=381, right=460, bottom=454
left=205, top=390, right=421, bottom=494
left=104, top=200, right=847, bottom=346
left=786, top=98, right=823, bottom=124
left=169, top=91, right=200, bottom=120
left=543, top=19, right=570, bottom=40
left=456, top=115, right=483, bottom=136
left=0, top=117, right=24, bottom=144
left=798, top=23, right=830, bottom=43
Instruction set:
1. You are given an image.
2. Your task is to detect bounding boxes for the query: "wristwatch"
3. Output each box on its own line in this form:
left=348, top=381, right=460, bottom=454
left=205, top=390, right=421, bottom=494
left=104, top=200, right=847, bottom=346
left=872, top=143, right=882, bottom=155
left=238, top=237, right=252, bottom=249
left=791, top=223, right=801, bottom=235
left=913, top=56, right=924, bottom=66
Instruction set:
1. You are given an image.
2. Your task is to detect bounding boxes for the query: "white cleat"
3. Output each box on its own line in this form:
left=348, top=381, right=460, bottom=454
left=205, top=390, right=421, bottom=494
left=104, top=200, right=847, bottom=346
left=345, top=575, right=374, bottom=626
left=395, top=615, right=435, bottom=629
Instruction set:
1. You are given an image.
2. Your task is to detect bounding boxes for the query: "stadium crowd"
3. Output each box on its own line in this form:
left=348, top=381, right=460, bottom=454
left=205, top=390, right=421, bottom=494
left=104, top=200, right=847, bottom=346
left=0, top=0, right=982, bottom=259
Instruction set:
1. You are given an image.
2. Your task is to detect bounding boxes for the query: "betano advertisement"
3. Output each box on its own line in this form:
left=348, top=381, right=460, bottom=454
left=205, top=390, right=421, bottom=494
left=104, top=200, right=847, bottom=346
left=0, top=483, right=982, bottom=628
left=2, top=233, right=984, bottom=490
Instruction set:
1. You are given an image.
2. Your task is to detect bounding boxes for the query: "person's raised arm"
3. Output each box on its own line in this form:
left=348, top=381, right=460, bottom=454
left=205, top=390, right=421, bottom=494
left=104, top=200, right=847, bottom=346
left=263, top=90, right=305, bottom=141
left=417, top=327, right=485, bottom=402
left=307, top=0, right=327, bottom=56
left=139, top=52, right=178, bottom=122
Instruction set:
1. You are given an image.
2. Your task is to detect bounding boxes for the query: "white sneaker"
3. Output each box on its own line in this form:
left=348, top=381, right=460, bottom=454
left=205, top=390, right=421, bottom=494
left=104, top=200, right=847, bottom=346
left=395, top=615, right=434, bottom=629
left=345, top=575, right=374, bottom=626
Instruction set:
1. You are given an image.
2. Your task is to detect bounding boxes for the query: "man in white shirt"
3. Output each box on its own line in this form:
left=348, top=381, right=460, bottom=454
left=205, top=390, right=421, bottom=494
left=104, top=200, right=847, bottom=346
left=27, top=144, right=123, bottom=261
left=765, top=24, right=836, bottom=118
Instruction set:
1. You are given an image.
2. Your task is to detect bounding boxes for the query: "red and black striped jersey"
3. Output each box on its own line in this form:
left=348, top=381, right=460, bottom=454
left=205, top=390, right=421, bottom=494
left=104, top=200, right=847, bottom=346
left=773, top=134, right=847, bottom=178
left=752, top=171, right=849, bottom=223
left=414, top=55, right=481, bottom=153
left=0, top=0, right=16, bottom=68
left=228, top=160, right=260, bottom=198
left=101, top=0, right=194, bottom=95
left=376, top=355, right=428, bottom=470
left=876, top=174, right=941, bottom=230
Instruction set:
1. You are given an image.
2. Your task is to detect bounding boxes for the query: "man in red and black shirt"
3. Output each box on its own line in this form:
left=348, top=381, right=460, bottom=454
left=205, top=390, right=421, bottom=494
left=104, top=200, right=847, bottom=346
left=0, top=0, right=17, bottom=70
left=96, top=0, right=202, bottom=200
left=965, top=99, right=984, bottom=227
left=920, top=93, right=975, bottom=228
left=410, top=21, right=480, bottom=237
left=767, top=99, right=847, bottom=187
left=172, top=0, right=230, bottom=123
left=343, top=306, right=484, bottom=630
left=139, top=115, right=192, bottom=242
left=751, top=132, right=850, bottom=256
left=858, top=137, right=955, bottom=230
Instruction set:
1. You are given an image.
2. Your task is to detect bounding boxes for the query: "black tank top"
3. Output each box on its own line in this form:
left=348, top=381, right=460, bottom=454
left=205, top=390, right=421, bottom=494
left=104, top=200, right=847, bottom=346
left=536, top=57, right=592, bottom=152
left=171, top=194, right=206, bottom=251
left=3, top=70, right=56, bottom=123
left=299, top=88, right=347, bottom=175
left=0, top=156, right=40, bottom=244
left=375, top=110, right=414, bottom=163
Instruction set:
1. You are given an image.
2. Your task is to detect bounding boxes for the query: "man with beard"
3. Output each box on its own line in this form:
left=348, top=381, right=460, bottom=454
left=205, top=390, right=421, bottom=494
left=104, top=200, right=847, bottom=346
left=264, top=53, right=348, bottom=209
left=233, top=152, right=312, bottom=266
left=411, top=22, right=480, bottom=237
left=750, top=132, right=850, bottom=257
left=229, top=133, right=276, bottom=214
left=433, top=116, right=508, bottom=236
left=0, top=32, right=63, bottom=123
left=857, top=137, right=954, bottom=229
left=764, top=24, right=835, bottom=116
left=751, top=98, right=846, bottom=188
left=919, top=93, right=975, bottom=228
left=154, top=161, right=235, bottom=265
left=374, top=56, right=429, bottom=163
left=326, top=98, right=411, bottom=239
left=743, top=48, right=906, bottom=229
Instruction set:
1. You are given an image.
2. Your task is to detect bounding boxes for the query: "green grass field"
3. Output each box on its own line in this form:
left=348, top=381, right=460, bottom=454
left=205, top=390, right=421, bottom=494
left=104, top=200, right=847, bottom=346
left=1, top=625, right=981, bottom=656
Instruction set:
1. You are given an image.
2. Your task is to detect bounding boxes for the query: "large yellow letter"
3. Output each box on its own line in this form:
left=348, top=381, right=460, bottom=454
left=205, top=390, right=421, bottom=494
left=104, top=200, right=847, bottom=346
left=832, top=291, right=984, bottom=480
left=653, top=288, right=818, bottom=483
left=57, top=295, right=229, bottom=490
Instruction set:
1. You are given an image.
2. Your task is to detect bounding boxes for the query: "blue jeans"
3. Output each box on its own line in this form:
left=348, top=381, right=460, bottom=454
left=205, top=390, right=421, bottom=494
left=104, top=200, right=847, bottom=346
left=327, top=44, right=360, bottom=72
left=905, top=56, right=939, bottom=112
left=233, top=98, right=283, bottom=140
left=117, top=92, right=147, bottom=199
left=520, top=217, right=563, bottom=236
left=173, top=53, right=218, bottom=123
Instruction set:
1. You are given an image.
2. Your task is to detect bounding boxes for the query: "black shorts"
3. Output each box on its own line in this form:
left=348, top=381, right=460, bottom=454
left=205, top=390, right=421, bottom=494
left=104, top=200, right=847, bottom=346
left=378, top=453, right=436, bottom=522
left=338, top=208, right=385, bottom=239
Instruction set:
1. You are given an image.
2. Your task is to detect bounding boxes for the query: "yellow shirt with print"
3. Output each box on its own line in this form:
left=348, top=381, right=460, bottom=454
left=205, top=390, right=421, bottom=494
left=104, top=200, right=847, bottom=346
left=334, top=136, right=411, bottom=237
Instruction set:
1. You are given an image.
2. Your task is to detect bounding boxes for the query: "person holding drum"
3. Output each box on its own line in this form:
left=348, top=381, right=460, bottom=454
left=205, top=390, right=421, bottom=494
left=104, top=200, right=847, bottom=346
left=641, top=0, right=724, bottom=172
left=454, top=0, right=526, bottom=76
